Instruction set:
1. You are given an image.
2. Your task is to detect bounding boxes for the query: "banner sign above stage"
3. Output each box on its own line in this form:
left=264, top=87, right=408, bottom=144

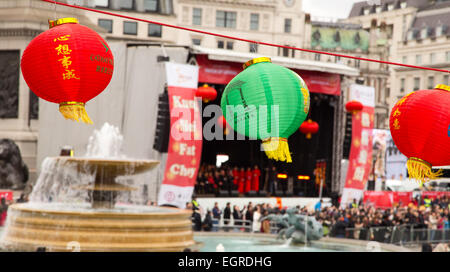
left=364, top=191, right=412, bottom=209
left=195, top=54, right=341, bottom=95
left=341, top=84, right=375, bottom=208
left=158, top=63, right=202, bottom=208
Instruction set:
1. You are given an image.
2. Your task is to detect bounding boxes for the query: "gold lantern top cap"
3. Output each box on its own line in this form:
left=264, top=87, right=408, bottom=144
left=243, top=57, right=271, bottom=70
left=435, top=84, right=450, bottom=92
left=48, top=18, right=79, bottom=29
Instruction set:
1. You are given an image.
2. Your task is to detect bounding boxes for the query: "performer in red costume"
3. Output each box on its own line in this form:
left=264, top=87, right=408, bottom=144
left=251, top=165, right=261, bottom=192
left=245, top=167, right=252, bottom=193
left=238, top=167, right=245, bottom=194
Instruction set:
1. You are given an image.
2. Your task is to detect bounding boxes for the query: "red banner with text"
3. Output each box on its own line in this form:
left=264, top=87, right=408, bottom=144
left=158, top=63, right=202, bottom=208
left=364, top=191, right=413, bottom=209
left=341, top=84, right=375, bottom=208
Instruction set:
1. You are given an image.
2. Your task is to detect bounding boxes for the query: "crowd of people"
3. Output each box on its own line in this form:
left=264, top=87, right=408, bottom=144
left=187, top=195, right=450, bottom=247
left=195, top=164, right=267, bottom=195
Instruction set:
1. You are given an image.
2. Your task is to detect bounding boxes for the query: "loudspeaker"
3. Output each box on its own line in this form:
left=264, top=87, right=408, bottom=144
left=258, top=190, right=268, bottom=197
left=246, top=191, right=258, bottom=197
left=230, top=190, right=239, bottom=197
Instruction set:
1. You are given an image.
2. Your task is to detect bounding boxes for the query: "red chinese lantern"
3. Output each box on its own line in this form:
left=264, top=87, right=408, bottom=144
left=218, top=115, right=229, bottom=135
left=299, top=119, right=319, bottom=139
left=196, top=84, right=217, bottom=103
left=21, top=18, right=114, bottom=124
left=389, top=84, right=450, bottom=183
left=345, top=100, right=363, bottom=114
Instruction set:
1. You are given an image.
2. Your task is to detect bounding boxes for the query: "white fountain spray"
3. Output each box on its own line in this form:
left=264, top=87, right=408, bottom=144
left=85, top=122, right=125, bottom=159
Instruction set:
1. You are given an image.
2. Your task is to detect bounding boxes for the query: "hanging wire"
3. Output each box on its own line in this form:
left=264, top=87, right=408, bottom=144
left=40, top=0, right=450, bottom=74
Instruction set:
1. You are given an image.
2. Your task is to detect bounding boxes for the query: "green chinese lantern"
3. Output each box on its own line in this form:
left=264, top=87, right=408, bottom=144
left=221, top=57, right=310, bottom=163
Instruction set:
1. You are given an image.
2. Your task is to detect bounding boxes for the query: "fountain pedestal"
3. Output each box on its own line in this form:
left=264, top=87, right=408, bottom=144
left=1, top=157, right=196, bottom=252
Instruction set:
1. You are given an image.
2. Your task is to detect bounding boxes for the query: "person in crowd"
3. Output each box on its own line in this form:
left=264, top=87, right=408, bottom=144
left=191, top=206, right=202, bottom=231
left=244, top=203, right=254, bottom=232
left=238, top=167, right=245, bottom=195
left=202, top=210, right=213, bottom=232
left=0, top=197, right=8, bottom=226
left=252, top=165, right=261, bottom=192
left=223, top=202, right=231, bottom=231
left=232, top=166, right=239, bottom=191
left=252, top=205, right=262, bottom=233
left=233, top=205, right=243, bottom=230
left=315, top=199, right=323, bottom=212
left=245, top=167, right=252, bottom=194
left=266, top=166, right=276, bottom=195
left=212, top=202, right=221, bottom=232
left=195, top=171, right=206, bottom=195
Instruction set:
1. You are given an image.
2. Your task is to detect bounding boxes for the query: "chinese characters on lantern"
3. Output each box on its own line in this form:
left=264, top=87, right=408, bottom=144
left=54, top=35, right=80, bottom=80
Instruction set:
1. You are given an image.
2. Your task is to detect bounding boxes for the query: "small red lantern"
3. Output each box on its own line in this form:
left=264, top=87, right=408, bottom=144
left=299, top=119, right=319, bottom=139
left=196, top=84, right=217, bottom=103
left=218, top=115, right=229, bottom=135
left=21, top=18, right=114, bottom=124
left=345, top=100, right=363, bottom=114
left=389, top=84, right=450, bottom=183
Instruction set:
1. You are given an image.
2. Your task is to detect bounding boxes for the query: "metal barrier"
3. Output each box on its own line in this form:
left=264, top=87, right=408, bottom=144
left=343, top=225, right=450, bottom=245
left=192, top=218, right=281, bottom=233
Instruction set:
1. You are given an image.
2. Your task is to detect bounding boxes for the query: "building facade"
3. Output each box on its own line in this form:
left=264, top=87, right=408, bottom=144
left=343, top=0, right=450, bottom=121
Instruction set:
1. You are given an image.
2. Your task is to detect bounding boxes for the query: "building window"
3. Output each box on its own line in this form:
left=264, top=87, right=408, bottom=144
left=94, top=0, right=109, bottom=7
left=415, top=55, right=421, bottom=65
left=144, top=0, right=158, bottom=12
left=0, top=50, right=20, bottom=118
left=98, top=19, right=113, bottom=33
left=414, top=77, right=420, bottom=91
left=400, top=78, right=405, bottom=93
left=355, top=59, right=360, bottom=68
left=217, top=40, right=224, bottom=49
left=363, top=8, right=370, bottom=15
left=123, top=21, right=137, bottom=35
left=249, top=43, right=258, bottom=53
left=29, top=90, right=39, bottom=120
left=148, top=23, right=162, bottom=37
left=250, top=13, right=259, bottom=31
left=282, top=47, right=289, bottom=57
left=284, top=18, right=292, bottom=33
left=428, top=76, right=434, bottom=89
left=335, top=56, right=341, bottom=63
left=120, top=0, right=135, bottom=10
left=400, top=1, right=407, bottom=8
left=192, top=39, right=201, bottom=46
left=388, top=4, right=394, bottom=11
left=447, top=51, right=450, bottom=62
left=444, top=75, right=449, bottom=85
left=376, top=6, right=382, bottom=13
left=402, top=56, right=407, bottom=64
left=314, top=53, right=321, bottom=61
left=226, top=41, right=234, bottom=50
left=193, top=8, right=202, bottom=26
left=430, top=53, right=435, bottom=64
left=216, top=11, right=237, bottom=28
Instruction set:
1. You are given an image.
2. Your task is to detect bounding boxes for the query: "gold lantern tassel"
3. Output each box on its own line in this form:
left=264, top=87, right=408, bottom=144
left=262, top=137, right=292, bottom=163
left=59, top=102, right=93, bottom=124
left=406, top=157, right=443, bottom=184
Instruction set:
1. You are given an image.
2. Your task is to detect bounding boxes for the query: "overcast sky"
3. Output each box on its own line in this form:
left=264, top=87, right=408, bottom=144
left=302, top=0, right=363, bottom=20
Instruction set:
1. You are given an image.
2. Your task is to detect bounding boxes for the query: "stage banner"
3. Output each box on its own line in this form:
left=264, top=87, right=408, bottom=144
left=196, top=55, right=341, bottom=95
left=157, top=63, right=202, bottom=208
left=341, top=84, right=375, bottom=208
left=364, top=191, right=412, bottom=209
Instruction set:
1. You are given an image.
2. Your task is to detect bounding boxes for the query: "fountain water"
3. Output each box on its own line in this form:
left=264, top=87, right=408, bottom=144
left=1, top=123, right=194, bottom=252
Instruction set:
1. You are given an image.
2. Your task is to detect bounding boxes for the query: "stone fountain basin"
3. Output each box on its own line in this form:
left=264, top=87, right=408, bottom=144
left=53, top=157, right=160, bottom=176
left=1, top=203, right=194, bottom=252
